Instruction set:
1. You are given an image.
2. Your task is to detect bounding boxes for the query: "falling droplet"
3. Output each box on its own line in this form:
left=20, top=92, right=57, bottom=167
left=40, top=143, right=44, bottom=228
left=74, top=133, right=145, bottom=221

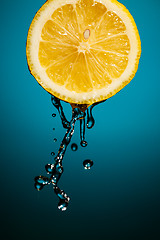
left=58, top=199, right=68, bottom=211
left=53, top=138, right=57, bottom=142
left=51, top=152, right=55, bottom=156
left=87, top=106, right=95, bottom=129
left=80, top=141, right=88, bottom=147
left=87, top=108, right=95, bottom=129
left=71, top=143, right=78, bottom=151
left=83, top=159, right=93, bottom=170
left=86, top=100, right=106, bottom=129
left=34, top=182, right=44, bottom=191
left=52, top=113, right=56, bottom=117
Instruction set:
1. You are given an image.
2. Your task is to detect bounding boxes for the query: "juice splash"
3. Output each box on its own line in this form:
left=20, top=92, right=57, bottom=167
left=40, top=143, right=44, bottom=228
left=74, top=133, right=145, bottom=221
left=34, top=96, right=104, bottom=211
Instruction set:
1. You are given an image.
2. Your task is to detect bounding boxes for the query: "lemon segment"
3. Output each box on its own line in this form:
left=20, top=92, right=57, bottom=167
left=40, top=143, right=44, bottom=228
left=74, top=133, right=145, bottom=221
left=26, top=0, right=141, bottom=104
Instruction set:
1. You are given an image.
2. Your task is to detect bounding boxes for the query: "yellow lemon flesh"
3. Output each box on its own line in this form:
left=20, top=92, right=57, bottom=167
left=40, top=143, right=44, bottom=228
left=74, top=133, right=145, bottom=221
left=26, top=0, right=141, bottom=105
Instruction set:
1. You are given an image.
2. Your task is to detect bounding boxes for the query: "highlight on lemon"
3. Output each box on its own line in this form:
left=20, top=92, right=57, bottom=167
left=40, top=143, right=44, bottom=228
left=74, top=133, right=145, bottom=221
left=26, top=0, right=141, bottom=105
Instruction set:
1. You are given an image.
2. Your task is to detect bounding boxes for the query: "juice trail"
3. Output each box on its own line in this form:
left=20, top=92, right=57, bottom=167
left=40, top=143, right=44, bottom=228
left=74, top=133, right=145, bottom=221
left=80, top=118, right=87, bottom=147
left=51, top=96, right=70, bottom=129
left=34, top=96, right=105, bottom=211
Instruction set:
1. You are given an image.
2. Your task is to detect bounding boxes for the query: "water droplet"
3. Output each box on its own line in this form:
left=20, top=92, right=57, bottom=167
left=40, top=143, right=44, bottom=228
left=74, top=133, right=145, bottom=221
left=58, top=199, right=68, bottom=211
left=83, top=159, right=93, bottom=170
left=80, top=141, right=88, bottom=147
left=87, top=107, right=95, bottom=129
left=71, top=143, right=78, bottom=151
left=87, top=118, right=95, bottom=129
left=34, top=182, right=43, bottom=191
left=53, top=138, right=57, bottom=142
left=34, top=176, right=49, bottom=185
left=52, top=113, right=56, bottom=117
left=51, top=152, right=55, bottom=156
left=45, top=164, right=54, bottom=174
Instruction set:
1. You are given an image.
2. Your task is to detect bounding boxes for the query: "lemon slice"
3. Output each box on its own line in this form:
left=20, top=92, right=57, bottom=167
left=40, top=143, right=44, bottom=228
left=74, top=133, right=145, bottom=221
left=26, top=0, right=141, bottom=105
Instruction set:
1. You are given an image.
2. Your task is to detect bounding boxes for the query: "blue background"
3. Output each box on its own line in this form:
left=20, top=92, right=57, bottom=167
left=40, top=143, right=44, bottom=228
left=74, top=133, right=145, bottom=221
left=1, top=0, right=160, bottom=239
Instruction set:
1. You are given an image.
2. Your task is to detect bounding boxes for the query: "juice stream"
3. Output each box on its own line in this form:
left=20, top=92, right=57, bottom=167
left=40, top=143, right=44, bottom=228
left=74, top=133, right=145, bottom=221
left=34, top=96, right=105, bottom=211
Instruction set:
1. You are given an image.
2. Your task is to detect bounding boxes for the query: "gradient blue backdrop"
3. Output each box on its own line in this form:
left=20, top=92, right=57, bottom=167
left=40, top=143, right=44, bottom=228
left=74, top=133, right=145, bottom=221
left=1, top=0, right=160, bottom=239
